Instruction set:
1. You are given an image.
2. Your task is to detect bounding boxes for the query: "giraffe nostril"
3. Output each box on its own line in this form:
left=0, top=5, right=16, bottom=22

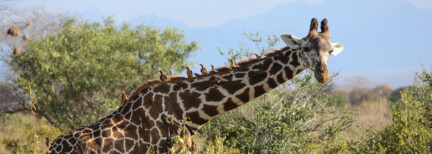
left=315, top=63, right=327, bottom=74
left=315, top=67, right=324, bottom=73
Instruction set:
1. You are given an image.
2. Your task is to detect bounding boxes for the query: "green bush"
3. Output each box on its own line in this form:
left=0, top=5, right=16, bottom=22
left=413, top=67, right=432, bottom=128
left=327, top=94, right=349, bottom=107
left=201, top=137, right=240, bottom=154
left=198, top=72, right=354, bottom=153
left=9, top=16, right=198, bottom=132
left=389, top=86, right=409, bottom=102
left=0, top=112, right=62, bottom=153
left=344, top=91, right=431, bottom=153
left=329, top=67, right=432, bottom=153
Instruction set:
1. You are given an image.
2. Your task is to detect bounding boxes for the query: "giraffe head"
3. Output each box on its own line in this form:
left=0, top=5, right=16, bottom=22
left=281, top=18, right=344, bottom=83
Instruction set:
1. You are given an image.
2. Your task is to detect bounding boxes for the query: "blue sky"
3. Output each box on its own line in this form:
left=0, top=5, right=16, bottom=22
left=11, top=0, right=432, bottom=88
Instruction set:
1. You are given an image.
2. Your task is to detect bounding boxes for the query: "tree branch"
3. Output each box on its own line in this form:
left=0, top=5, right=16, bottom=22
left=0, top=100, right=30, bottom=116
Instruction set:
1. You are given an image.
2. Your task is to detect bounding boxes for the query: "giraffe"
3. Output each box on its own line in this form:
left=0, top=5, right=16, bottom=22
left=48, top=18, right=343, bottom=153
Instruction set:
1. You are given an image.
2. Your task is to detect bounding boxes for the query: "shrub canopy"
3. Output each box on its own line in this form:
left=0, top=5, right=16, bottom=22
left=11, top=17, right=198, bottom=131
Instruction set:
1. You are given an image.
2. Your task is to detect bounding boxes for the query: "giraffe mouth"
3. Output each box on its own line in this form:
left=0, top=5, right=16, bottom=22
left=314, top=65, right=329, bottom=84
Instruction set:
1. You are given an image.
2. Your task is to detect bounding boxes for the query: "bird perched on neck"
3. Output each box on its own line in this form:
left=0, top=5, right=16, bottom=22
left=254, top=53, right=262, bottom=59
left=228, top=58, right=237, bottom=68
left=185, top=66, right=193, bottom=78
left=159, top=70, right=168, bottom=82
left=199, top=64, right=207, bottom=75
left=210, top=65, right=218, bottom=73
left=121, top=91, right=128, bottom=104
left=211, top=77, right=223, bottom=87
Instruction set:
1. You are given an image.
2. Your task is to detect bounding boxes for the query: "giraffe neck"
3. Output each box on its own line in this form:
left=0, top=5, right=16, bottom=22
left=114, top=46, right=307, bottom=141
left=169, top=47, right=308, bottom=133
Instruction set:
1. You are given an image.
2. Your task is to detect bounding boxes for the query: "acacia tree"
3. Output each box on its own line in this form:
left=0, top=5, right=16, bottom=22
left=0, top=4, right=62, bottom=115
left=10, top=17, right=198, bottom=132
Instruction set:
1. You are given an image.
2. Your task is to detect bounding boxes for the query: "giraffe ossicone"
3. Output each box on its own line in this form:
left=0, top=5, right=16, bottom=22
left=49, top=18, right=344, bottom=153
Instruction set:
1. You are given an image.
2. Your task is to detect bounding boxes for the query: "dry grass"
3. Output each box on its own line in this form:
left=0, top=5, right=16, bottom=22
left=0, top=112, right=62, bottom=153
left=342, top=98, right=392, bottom=139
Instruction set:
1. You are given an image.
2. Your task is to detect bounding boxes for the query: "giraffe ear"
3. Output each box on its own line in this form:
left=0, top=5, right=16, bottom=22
left=281, top=34, right=301, bottom=49
left=330, top=42, right=344, bottom=56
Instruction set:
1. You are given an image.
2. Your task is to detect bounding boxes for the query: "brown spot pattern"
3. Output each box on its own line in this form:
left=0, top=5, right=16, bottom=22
left=284, top=67, right=294, bottom=79
left=180, top=90, right=201, bottom=110
left=220, top=80, right=245, bottom=94
left=269, top=63, right=282, bottom=74
left=173, top=82, right=188, bottom=91
left=205, top=88, right=224, bottom=102
left=114, top=139, right=125, bottom=152
left=190, top=78, right=213, bottom=91
left=223, top=98, right=238, bottom=111
left=280, top=52, right=290, bottom=63
left=236, top=88, right=250, bottom=103
left=149, top=95, right=163, bottom=119
left=125, top=125, right=138, bottom=139
left=153, top=84, right=170, bottom=93
left=267, top=78, right=278, bottom=89
left=202, top=104, right=219, bottom=117
left=120, top=103, right=132, bottom=114
left=234, top=73, right=246, bottom=78
left=254, top=85, right=266, bottom=98
left=186, top=112, right=208, bottom=125
left=130, top=108, right=146, bottom=125
left=125, top=139, right=135, bottom=152
left=150, top=128, right=160, bottom=144
left=290, top=52, right=300, bottom=67
left=276, top=72, right=285, bottom=84
left=248, top=71, right=267, bottom=85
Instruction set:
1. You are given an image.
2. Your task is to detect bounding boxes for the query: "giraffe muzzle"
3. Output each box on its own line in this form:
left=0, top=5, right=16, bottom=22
left=314, top=64, right=329, bottom=84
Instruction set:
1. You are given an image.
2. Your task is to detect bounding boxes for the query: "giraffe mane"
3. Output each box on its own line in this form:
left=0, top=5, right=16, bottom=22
left=216, top=66, right=231, bottom=73
left=128, top=80, right=162, bottom=99
left=236, top=46, right=291, bottom=67
left=127, top=46, right=292, bottom=100
left=169, top=76, right=187, bottom=81
left=264, top=46, right=291, bottom=57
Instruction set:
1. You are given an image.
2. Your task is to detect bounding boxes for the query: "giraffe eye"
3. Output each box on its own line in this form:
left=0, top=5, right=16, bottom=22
left=329, top=50, right=334, bottom=54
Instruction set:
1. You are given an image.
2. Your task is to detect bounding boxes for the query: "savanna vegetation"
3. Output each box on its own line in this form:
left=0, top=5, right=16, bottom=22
left=10, top=17, right=197, bottom=132
left=0, top=6, right=430, bottom=153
